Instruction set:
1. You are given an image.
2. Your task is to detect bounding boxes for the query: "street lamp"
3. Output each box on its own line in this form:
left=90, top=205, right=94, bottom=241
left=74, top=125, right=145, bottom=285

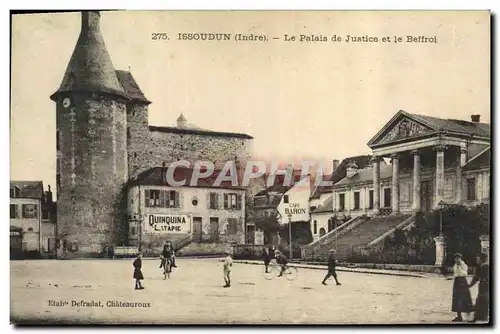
left=287, top=213, right=293, bottom=260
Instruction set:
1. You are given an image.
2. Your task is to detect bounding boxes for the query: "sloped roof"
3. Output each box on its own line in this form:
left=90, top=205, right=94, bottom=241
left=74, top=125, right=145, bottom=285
left=311, top=194, right=334, bottom=213
left=334, top=164, right=392, bottom=187
left=10, top=181, right=44, bottom=199
left=149, top=125, right=253, bottom=139
left=409, top=113, right=490, bottom=138
left=50, top=12, right=128, bottom=101
left=464, top=147, right=490, bottom=171
left=254, top=173, right=307, bottom=196
left=368, top=110, right=490, bottom=147
left=115, top=70, right=150, bottom=104
left=310, top=155, right=378, bottom=198
left=128, top=166, right=245, bottom=190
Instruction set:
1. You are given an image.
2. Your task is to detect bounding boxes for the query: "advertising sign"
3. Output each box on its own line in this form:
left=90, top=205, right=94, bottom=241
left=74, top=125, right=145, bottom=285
left=145, top=214, right=192, bottom=234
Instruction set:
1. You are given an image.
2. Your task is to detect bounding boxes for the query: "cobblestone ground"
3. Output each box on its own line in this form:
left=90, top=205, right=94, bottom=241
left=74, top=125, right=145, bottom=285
left=10, top=258, right=479, bottom=324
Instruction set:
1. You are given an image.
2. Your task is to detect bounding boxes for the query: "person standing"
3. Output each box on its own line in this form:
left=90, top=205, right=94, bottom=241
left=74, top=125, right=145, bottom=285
left=223, top=252, right=233, bottom=288
left=263, top=247, right=272, bottom=273
left=449, top=253, right=473, bottom=322
left=469, top=253, right=489, bottom=323
left=322, top=249, right=341, bottom=286
left=133, top=252, right=145, bottom=290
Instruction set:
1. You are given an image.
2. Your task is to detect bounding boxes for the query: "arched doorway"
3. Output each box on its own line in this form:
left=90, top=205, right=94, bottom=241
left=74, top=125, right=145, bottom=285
left=319, top=228, right=326, bottom=237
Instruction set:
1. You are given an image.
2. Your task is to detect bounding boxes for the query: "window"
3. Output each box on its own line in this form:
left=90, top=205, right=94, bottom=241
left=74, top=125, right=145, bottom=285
left=224, top=193, right=242, bottom=210
left=127, top=127, right=131, bottom=139
left=209, top=193, right=219, bottom=209
left=56, top=174, right=61, bottom=188
left=56, top=130, right=60, bottom=151
left=354, top=192, right=360, bottom=210
left=369, top=190, right=374, bottom=209
left=22, top=204, right=38, bottom=219
left=10, top=186, right=20, bottom=198
left=144, top=189, right=180, bottom=208
left=283, top=195, right=289, bottom=204
left=10, top=204, right=18, bottom=219
left=130, top=226, right=136, bottom=235
left=313, top=220, right=317, bottom=234
left=467, top=178, right=476, bottom=201
left=42, top=209, right=50, bottom=220
left=339, top=193, right=345, bottom=211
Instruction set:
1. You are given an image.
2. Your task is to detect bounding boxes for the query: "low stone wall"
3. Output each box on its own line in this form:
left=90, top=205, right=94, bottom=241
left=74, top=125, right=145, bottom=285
left=294, top=261, right=471, bottom=275
left=177, top=242, right=233, bottom=257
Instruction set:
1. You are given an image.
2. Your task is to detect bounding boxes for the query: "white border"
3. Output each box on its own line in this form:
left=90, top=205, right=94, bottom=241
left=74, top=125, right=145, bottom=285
left=3, top=1, right=498, bottom=334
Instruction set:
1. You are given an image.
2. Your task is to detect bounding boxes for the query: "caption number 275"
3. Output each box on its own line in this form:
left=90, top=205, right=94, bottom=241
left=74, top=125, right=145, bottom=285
left=152, top=33, right=169, bottom=40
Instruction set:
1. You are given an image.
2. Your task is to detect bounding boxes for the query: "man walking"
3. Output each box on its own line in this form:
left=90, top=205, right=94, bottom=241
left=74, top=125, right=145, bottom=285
left=322, top=249, right=341, bottom=286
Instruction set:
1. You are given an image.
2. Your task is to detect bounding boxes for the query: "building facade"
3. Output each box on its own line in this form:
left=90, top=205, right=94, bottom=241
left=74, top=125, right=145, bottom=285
left=10, top=182, right=57, bottom=258
left=126, top=166, right=246, bottom=255
left=50, top=12, right=253, bottom=257
left=327, top=111, right=490, bottom=217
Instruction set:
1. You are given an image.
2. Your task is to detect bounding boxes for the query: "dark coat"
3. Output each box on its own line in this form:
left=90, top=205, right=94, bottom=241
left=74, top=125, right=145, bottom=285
left=263, top=250, right=272, bottom=264
left=327, top=254, right=337, bottom=272
left=472, top=263, right=489, bottom=321
left=133, top=258, right=144, bottom=280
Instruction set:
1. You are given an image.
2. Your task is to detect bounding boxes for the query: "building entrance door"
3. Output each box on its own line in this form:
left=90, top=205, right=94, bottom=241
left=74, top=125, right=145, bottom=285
left=193, top=217, right=202, bottom=243
left=246, top=225, right=255, bottom=244
left=209, top=218, right=219, bottom=242
left=383, top=188, right=391, bottom=208
left=420, top=181, right=433, bottom=212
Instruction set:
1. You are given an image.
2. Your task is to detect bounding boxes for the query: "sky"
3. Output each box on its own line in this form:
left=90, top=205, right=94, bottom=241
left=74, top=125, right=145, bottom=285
left=10, top=10, right=490, bottom=197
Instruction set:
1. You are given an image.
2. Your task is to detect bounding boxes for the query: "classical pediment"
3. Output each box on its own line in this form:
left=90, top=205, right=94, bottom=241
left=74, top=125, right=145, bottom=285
left=368, top=111, right=436, bottom=147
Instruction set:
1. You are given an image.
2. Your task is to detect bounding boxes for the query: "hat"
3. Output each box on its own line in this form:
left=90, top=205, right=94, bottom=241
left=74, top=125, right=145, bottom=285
left=329, top=249, right=336, bottom=253
left=454, top=253, right=463, bottom=259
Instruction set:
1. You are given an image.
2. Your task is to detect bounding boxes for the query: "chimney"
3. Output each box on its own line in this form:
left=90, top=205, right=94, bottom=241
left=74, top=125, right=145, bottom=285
left=471, top=115, right=481, bottom=123
left=346, top=161, right=358, bottom=177
left=332, top=159, right=340, bottom=172
left=46, top=185, right=53, bottom=203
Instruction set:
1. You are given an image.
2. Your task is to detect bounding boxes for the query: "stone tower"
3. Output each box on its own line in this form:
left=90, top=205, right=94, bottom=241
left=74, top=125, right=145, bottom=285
left=50, top=11, right=129, bottom=257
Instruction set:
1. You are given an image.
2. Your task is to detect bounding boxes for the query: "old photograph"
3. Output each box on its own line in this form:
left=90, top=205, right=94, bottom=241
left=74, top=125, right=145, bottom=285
left=10, top=10, right=491, bottom=324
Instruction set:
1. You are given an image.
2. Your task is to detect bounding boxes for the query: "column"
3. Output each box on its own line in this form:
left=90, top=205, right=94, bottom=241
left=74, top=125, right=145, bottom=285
left=455, top=147, right=466, bottom=204
left=434, top=235, right=446, bottom=267
left=434, top=145, right=446, bottom=209
left=412, top=150, right=421, bottom=212
left=372, top=156, right=380, bottom=214
left=391, top=153, right=400, bottom=213
left=480, top=235, right=490, bottom=259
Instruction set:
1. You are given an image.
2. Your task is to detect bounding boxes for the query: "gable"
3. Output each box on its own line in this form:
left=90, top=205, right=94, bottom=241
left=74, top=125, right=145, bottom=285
left=368, top=111, right=436, bottom=147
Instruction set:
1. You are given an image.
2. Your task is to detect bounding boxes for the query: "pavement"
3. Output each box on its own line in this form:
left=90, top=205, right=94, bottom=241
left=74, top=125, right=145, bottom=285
left=10, top=258, right=483, bottom=324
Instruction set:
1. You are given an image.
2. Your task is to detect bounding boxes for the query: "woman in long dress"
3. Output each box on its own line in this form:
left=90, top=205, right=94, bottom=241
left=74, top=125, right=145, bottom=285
left=450, top=253, right=473, bottom=322
left=469, top=253, right=489, bottom=323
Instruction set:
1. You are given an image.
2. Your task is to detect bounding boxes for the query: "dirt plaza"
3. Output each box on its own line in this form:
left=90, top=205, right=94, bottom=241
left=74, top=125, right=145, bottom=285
left=10, top=258, right=479, bottom=324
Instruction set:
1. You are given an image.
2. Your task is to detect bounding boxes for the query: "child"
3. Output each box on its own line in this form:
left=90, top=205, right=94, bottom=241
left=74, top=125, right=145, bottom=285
left=223, top=252, right=233, bottom=288
left=133, top=252, right=145, bottom=290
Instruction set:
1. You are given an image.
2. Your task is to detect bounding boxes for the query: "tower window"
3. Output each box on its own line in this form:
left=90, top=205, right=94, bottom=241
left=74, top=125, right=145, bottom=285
left=127, top=127, right=131, bottom=139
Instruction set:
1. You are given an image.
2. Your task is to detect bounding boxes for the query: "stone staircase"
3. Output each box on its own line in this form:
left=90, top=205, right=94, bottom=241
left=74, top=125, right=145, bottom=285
left=335, top=214, right=412, bottom=261
left=302, top=214, right=412, bottom=261
left=301, top=216, right=366, bottom=261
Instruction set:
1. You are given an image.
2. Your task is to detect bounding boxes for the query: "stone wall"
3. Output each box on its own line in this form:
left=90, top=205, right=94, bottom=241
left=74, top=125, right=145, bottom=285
left=56, top=94, right=129, bottom=257
left=126, top=105, right=253, bottom=179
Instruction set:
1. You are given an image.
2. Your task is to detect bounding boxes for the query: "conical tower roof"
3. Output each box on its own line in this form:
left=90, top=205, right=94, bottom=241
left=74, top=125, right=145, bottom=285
left=50, top=11, right=128, bottom=101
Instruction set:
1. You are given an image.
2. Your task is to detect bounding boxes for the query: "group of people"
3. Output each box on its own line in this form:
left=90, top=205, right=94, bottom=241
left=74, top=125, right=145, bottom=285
left=262, top=246, right=341, bottom=285
left=132, top=240, right=178, bottom=290
left=131, top=243, right=489, bottom=323
left=450, top=252, right=489, bottom=323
